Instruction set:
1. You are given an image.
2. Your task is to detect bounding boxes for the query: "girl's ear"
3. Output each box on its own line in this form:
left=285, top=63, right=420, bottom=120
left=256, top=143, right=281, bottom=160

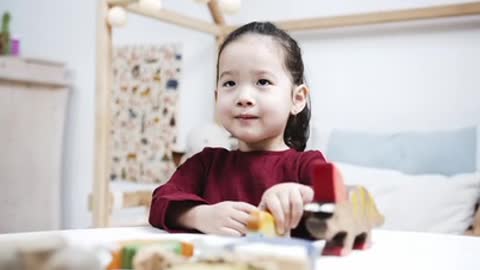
left=291, top=84, right=310, bottom=115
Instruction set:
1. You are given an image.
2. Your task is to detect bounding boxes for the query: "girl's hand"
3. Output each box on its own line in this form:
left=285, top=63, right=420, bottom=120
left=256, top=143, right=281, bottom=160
left=258, top=183, right=314, bottom=235
left=192, top=201, right=257, bottom=236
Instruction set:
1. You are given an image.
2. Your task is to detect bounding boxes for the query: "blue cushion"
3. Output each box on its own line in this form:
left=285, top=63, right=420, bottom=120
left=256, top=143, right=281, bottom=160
left=326, top=127, right=478, bottom=175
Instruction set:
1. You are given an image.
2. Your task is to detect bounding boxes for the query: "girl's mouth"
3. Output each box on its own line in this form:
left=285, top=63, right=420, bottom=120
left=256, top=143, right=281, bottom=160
left=235, top=114, right=259, bottom=120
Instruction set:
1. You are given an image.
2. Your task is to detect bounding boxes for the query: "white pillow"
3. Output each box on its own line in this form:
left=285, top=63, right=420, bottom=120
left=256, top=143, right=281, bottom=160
left=335, top=162, right=480, bottom=234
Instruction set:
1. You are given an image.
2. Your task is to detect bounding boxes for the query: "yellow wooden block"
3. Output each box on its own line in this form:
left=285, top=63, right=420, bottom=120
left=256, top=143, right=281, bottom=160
left=246, top=210, right=280, bottom=237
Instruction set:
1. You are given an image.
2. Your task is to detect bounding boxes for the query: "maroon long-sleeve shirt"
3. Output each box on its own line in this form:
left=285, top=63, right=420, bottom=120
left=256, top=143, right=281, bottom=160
left=149, top=147, right=326, bottom=238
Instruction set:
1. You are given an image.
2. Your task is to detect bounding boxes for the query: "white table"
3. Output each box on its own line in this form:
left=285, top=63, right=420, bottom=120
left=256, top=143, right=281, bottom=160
left=1, top=227, right=479, bottom=270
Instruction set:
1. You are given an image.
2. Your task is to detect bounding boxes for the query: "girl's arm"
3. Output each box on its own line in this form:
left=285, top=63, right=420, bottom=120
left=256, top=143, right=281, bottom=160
left=148, top=149, right=213, bottom=232
left=167, top=201, right=204, bottom=230
left=150, top=148, right=256, bottom=236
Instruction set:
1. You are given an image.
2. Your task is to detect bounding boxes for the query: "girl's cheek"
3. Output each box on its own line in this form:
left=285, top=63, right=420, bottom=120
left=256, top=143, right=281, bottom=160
left=217, top=101, right=231, bottom=114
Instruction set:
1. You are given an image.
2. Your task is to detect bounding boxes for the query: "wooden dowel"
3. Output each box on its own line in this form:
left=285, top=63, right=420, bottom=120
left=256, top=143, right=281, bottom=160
left=93, top=0, right=113, bottom=228
left=224, top=2, right=480, bottom=33
left=208, top=0, right=226, bottom=25
left=125, top=3, right=221, bottom=35
left=208, top=0, right=227, bottom=46
left=279, top=2, right=480, bottom=31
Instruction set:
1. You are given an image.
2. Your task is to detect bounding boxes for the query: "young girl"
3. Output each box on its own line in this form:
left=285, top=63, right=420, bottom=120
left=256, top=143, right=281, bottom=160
left=149, top=21, right=326, bottom=238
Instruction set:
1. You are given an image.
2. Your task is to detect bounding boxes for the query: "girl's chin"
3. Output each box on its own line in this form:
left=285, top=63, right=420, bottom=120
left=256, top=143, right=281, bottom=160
left=230, top=132, right=262, bottom=143
left=229, top=128, right=279, bottom=143
left=235, top=135, right=262, bottom=143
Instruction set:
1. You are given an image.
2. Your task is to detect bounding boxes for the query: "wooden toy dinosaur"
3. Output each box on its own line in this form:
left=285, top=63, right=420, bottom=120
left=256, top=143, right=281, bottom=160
left=303, top=161, right=384, bottom=256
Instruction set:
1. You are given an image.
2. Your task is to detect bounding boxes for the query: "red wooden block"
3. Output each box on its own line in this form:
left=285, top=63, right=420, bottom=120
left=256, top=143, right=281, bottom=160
left=310, top=161, right=347, bottom=203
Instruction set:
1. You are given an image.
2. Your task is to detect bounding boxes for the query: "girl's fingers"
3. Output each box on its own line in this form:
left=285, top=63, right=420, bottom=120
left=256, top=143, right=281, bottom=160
left=289, top=188, right=304, bottom=228
left=258, top=201, right=266, bottom=210
left=264, top=195, right=285, bottom=235
left=299, top=185, right=314, bottom=204
left=219, top=227, right=242, bottom=237
left=279, top=191, right=291, bottom=232
left=230, top=208, right=252, bottom=226
left=226, top=217, right=249, bottom=235
left=233, top=202, right=258, bottom=213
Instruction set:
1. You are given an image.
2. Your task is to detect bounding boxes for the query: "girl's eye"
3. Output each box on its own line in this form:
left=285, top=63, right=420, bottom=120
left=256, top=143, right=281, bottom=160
left=223, top=81, right=236, bottom=87
left=257, top=79, right=271, bottom=86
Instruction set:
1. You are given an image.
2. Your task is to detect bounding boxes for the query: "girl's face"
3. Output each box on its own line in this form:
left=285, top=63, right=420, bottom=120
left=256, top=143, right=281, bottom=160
left=216, top=34, right=295, bottom=151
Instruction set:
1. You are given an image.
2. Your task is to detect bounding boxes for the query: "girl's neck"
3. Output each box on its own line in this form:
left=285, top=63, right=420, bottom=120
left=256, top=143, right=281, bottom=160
left=237, top=138, right=289, bottom=152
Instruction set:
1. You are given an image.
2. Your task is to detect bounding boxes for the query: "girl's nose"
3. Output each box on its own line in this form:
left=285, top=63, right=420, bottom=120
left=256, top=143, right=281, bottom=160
left=236, top=87, right=255, bottom=107
left=236, top=98, right=254, bottom=107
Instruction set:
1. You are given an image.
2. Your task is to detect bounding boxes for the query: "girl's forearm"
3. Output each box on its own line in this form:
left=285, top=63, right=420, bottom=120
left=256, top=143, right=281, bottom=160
left=173, top=203, right=207, bottom=231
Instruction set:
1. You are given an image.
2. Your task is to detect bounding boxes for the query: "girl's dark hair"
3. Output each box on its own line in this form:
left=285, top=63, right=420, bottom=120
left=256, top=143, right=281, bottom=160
left=216, top=21, right=310, bottom=151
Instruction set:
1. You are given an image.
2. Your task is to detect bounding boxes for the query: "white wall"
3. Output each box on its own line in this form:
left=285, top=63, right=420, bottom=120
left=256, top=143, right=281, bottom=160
left=302, top=20, right=480, bottom=133
left=1, top=0, right=479, bottom=229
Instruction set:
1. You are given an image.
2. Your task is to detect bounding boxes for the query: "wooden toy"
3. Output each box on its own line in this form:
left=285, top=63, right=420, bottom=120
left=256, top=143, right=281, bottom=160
left=223, top=236, right=320, bottom=270
left=44, top=246, right=103, bottom=270
left=106, top=239, right=194, bottom=270
left=130, top=244, right=277, bottom=270
left=304, top=161, right=384, bottom=256
left=167, top=260, right=274, bottom=270
left=16, top=235, right=67, bottom=270
left=0, top=234, right=103, bottom=270
left=133, top=244, right=186, bottom=270
left=126, top=238, right=309, bottom=270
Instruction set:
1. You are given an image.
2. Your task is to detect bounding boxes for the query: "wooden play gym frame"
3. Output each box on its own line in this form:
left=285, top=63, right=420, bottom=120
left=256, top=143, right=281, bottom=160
left=93, top=0, right=480, bottom=227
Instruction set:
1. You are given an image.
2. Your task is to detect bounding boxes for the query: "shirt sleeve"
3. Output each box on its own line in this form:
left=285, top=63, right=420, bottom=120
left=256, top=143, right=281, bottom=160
left=298, top=150, right=327, bottom=186
left=148, top=148, right=213, bottom=232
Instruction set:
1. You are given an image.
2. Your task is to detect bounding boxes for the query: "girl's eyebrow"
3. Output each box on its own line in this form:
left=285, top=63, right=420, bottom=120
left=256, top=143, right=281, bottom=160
left=219, top=70, right=238, bottom=79
left=253, top=70, right=277, bottom=79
